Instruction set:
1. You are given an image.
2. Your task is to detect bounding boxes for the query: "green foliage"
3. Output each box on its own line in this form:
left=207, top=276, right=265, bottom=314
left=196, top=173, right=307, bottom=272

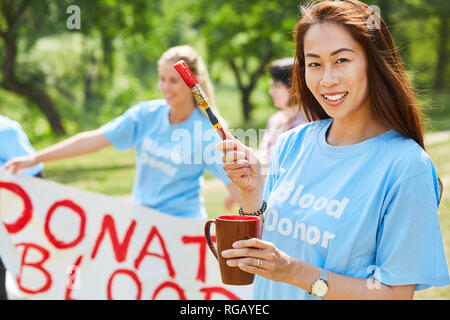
left=188, top=0, right=301, bottom=120
left=1, top=0, right=449, bottom=134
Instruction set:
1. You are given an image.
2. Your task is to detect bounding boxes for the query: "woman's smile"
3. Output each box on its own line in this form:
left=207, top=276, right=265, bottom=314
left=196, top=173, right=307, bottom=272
left=321, top=91, right=348, bottom=106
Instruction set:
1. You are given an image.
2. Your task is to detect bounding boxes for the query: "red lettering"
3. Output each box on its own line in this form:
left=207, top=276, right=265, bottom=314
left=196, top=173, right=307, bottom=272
left=44, top=200, right=86, bottom=249
left=107, top=269, right=142, bottom=300
left=0, top=182, right=33, bottom=234
left=200, top=287, right=240, bottom=300
left=91, top=214, right=136, bottom=262
left=15, top=242, right=52, bottom=294
left=134, top=226, right=175, bottom=278
left=182, top=235, right=216, bottom=283
left=64, top=255, right=83, bottom=300
left=152, top=281, right=186, bottom=300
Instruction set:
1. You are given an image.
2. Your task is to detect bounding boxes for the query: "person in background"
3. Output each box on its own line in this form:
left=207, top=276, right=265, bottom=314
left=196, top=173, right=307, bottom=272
left=4, top=45, right=241, bottom=221
left=217, top=0, right=449, bottom=299
left=257, top=57, right=306, bottom=175
left=0, top=114, right=44, bottom=300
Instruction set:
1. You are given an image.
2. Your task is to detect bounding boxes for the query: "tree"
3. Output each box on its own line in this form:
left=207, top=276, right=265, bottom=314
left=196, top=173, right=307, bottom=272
left=192, top=0, right=303, bottom=122
left=0, top=0, right=66, bottom=135
left=430, top=0, right=450, bottom=90
left=0, top=0, right=158, bottom=136
left=375, top=0, right=450, bottom=90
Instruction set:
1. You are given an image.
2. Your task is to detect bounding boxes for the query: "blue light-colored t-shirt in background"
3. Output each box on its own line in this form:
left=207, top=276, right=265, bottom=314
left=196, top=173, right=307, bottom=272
left=254, top=118, right=450, bottom=300
left=0, top=115, right=43, bottom=176
left=100, top=100, right=231, bottom=220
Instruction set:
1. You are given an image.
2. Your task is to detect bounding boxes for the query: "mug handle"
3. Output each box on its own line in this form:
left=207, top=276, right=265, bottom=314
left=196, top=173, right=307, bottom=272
left=204, top=219, right=218, bottom=260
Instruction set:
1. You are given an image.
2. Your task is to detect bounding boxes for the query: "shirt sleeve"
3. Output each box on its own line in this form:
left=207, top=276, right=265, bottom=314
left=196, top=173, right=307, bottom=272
left=99, top=104, right=143, bottom=150
left=2, top=126, right=43, bottom=176
left=374, top=170, right=450, bottom=290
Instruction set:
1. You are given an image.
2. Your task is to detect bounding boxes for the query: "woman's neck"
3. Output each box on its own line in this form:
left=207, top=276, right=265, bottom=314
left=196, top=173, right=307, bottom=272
left=326, top=109, right=389, bottom=146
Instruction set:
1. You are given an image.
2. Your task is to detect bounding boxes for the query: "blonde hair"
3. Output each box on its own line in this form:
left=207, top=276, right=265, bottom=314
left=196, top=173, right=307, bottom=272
left=158, top=45, right=227, bottom=128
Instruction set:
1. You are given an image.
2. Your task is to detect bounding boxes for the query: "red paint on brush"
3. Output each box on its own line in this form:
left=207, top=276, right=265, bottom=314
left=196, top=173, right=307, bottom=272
left=173, top=60, right=199, bottom=88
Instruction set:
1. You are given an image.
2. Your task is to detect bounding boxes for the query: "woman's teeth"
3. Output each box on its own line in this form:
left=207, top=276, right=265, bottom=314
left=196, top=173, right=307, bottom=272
left=323, top=92, right=348, bottom=101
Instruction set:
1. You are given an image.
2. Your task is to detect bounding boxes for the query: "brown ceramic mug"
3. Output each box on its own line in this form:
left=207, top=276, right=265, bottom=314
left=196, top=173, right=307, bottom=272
left=204, top=215, right=261, bottom=285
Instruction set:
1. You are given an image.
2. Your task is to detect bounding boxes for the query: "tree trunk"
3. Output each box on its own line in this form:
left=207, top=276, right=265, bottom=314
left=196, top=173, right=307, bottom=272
left=228, top=45, right=275, bottom=123
left=0, top=24, right=65, bottom=136
left=1, top=80, right=65, bottom=135
left=84, top=70, right=94, bottom=102
left=241, top=88, right=252, bottom=122
left=101, top=32, right=114, bottom=74
left=434, top=13, right=448, bottom=90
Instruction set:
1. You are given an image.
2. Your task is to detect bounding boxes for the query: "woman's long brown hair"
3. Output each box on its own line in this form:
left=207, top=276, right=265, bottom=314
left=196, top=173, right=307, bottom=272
left=291, top=0, right=443, bottom=202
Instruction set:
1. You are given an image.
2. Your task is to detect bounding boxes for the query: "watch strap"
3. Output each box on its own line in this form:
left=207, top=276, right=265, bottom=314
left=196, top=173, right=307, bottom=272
left=310, top=268, right=329, bottom=297
left=319, top=268, right=329, bottom=283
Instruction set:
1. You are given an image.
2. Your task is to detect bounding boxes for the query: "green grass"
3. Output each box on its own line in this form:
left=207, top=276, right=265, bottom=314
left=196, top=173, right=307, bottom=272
left=42, top=146, right=136, bottom=196
left=413, top=139, right=450, bottom=299
left=422, top=92, right=450, bottom=132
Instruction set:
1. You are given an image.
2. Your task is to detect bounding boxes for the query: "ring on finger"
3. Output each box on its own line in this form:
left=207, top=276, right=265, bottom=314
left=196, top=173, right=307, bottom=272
left=257, top=258, right=262, bottom=268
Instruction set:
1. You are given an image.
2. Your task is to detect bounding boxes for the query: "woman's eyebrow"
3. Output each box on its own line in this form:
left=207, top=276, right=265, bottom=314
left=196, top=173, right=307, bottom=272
left=305, top=48, right=354, bottom=58
left=331, top=48, right=354, bottom=56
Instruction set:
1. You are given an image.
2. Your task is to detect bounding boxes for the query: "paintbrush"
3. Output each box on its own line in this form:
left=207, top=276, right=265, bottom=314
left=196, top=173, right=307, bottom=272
left=173, top=60, right=228, bottom=141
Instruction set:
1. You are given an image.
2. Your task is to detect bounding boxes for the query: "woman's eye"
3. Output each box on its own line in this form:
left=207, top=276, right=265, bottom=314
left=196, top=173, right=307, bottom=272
left=308, top=62, right=320, bottom=68
left=336, top=58, right=349, bottom=64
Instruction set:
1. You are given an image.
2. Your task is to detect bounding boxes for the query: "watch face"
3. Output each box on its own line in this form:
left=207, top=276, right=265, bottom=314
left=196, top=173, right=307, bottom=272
left=312, top=280, right=328, bottom=297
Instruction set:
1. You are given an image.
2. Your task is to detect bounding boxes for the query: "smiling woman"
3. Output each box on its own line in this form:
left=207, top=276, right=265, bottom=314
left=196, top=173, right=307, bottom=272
left=302, top=21, right=381, bottom=145
left=216, top=0, right=450, bottom=300
left=293, top=1, right=427, bottom=150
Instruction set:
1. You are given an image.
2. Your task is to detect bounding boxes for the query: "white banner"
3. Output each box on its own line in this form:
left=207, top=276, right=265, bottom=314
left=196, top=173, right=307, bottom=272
left=0, top=170, right=252, bottom=300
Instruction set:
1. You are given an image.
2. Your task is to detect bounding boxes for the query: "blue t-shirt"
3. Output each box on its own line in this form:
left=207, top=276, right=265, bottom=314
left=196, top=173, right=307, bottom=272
left=253, top=118, right=450, bottom=300
left=0, top=115, right=43, bottom=176
left=99, top=100, right=231, bottom=220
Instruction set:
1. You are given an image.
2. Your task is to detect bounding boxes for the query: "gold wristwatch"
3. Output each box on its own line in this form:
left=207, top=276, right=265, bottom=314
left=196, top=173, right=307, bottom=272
left=310, top=269, right=329, bottom=298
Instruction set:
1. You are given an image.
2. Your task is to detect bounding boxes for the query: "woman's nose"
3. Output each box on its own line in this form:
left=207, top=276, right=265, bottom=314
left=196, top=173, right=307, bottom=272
left=320, top=66, right=339, bottom=88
